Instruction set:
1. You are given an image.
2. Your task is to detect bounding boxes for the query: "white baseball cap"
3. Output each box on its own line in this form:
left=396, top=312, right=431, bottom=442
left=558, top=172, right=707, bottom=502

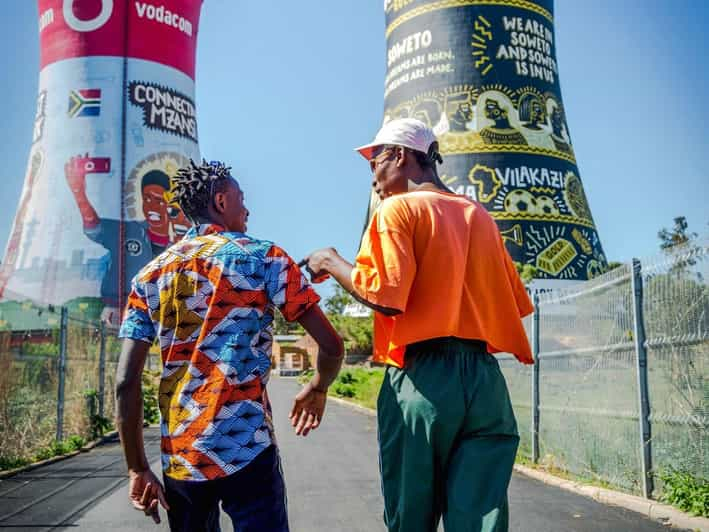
left=355, top=118, right=438, bottom=160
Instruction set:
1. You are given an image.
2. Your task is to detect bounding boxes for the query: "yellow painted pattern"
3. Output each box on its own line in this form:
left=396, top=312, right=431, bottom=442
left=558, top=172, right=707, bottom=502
left=571, top=228, right=593, bottom=255
left=468, top=163, right=502, bottom=203
left=536, top=238, right=577, bottom=276
left=490, top=211, right=597, bottom=230
left=386, top=0, right=553, bottom=38
left=441, top=143, right=577, bottom=165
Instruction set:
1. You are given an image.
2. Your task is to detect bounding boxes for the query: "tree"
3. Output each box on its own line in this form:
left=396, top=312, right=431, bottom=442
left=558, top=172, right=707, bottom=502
left=272, top=310, right=304, bottom=336
left=646, top=216, right=707, bottom=473
left=324, top=285, right=354, bottom=315
left=606, top=261, right=624, bottom=271
left=514, top=262, right=537, bottom=284
left=324, top=286, right=373, bottom=355
left=658, top=216, right=697, bottom=251
left=658, top=216, right=702, bottom=273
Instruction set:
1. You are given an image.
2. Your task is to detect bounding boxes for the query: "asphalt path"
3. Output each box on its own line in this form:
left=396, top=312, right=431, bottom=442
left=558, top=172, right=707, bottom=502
left=0, top=376, right=686, bottom=531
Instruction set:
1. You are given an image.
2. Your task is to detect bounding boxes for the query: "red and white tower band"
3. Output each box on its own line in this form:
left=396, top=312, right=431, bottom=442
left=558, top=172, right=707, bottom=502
left=1, top=0, right=203, bottom=324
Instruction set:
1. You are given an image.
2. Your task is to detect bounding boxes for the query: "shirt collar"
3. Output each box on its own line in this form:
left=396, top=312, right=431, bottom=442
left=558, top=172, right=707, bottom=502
left=414, top=182, right=443, bottom=193
left=184, top=223, right=227, bottom=239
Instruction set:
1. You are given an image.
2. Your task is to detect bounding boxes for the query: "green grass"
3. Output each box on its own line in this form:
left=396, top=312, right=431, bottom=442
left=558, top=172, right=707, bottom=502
left=0, top=455, right=31, bottom=471
left=1, top=434, right=88, bottom=471
left=33, top=435, right=87, bottom=462
left=298, top=366, right=385, bottom=410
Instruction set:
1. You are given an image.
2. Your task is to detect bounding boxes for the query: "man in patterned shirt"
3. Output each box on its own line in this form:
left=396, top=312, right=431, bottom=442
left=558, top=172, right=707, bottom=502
left=115, top=160, right=344, bottom=531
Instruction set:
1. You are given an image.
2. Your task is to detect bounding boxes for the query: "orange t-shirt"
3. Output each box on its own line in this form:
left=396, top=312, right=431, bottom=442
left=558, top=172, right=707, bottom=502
left=351, top=185, right=534, bottom=368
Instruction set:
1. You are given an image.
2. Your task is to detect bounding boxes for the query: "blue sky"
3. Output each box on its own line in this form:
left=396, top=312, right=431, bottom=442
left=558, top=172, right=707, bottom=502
left=1, top=1, right=707, bottom=298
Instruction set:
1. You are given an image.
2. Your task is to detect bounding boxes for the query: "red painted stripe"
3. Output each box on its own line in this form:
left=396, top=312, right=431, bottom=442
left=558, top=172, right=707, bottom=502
left=79, top=89, right=102, bottom=99
left=38, top=0, right=203, bottom=79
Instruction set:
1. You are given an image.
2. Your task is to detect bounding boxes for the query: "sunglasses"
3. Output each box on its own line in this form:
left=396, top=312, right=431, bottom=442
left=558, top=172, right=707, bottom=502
left=369, top=146, right=395, bottom=173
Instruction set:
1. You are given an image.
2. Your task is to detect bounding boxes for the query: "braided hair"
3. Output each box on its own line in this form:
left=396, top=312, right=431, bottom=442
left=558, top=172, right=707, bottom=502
left=168, top=159, right=233, bottom=223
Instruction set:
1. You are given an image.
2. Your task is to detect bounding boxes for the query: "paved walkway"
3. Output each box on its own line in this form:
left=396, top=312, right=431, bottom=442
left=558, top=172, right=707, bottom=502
left=0, top=377, right=686, bottom=531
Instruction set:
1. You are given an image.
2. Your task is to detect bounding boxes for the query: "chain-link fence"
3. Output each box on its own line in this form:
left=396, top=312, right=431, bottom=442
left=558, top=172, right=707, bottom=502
left=500, top=238, right=708, bottom=499
left=0, top=294, right=124, bottom=468
left=2, top=241, right=706, bottom=498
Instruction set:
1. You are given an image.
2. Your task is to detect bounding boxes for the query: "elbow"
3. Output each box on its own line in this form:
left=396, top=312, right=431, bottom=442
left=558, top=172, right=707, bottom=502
left=329, top=334, right=345, bottom=359
left=321, top=333, right=345, bottom=360
left=115, top=374, right=139, bottom=400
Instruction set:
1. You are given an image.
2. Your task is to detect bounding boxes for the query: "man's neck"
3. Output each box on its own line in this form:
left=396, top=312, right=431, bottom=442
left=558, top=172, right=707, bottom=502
left=407, top=172, right=441, bottom=192
left=196, top=216, right=230, bottom=230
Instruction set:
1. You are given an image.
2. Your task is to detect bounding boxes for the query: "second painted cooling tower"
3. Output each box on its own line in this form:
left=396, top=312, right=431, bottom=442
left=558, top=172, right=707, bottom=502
left=382, top=0, right=606, bottom=283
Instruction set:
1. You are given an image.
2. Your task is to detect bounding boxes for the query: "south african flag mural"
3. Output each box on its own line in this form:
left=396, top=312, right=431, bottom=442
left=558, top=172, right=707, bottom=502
left=68, top=89, right=101, bottom=117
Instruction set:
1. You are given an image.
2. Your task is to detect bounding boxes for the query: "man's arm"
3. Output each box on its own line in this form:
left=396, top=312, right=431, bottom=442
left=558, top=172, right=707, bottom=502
left=302, top=249, right=402, bottom=317
left=115, top=338, right=169, bottom=523
left=288, top=304, right=344, bottom=436
left=64, top=155, right=106, bottom=229
left=115, top=338, right=151, bottom=472
left=297, top=304, right=344, bottom=390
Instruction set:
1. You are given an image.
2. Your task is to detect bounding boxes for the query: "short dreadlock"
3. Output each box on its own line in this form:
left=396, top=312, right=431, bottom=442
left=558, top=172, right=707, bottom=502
left=168, top=159, right=234, bottom=223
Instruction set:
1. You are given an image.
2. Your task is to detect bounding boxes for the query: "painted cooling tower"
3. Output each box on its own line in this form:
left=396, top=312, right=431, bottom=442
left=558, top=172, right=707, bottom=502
left=0, top=0, right=202, bottom=323
left=382, top=0, right=606, bottom=283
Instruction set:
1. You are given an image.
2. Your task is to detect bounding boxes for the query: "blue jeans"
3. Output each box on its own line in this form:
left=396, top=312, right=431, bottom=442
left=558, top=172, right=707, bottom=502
left=163, top=445, right=288, bottom=532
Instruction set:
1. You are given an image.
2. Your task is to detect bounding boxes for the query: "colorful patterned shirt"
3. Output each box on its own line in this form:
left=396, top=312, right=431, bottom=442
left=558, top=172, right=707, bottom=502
left=119, top=223, right=320, bottom=481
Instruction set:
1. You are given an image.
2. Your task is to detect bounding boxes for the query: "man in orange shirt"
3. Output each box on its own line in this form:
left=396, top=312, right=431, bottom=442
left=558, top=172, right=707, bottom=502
left=304, top=118, right=533, bottom=532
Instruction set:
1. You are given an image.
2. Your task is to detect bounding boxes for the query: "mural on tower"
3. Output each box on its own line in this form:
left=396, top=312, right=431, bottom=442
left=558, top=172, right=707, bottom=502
left=0, top=0, right=203, bottom=324
left=380, top=0, right=606, bottom=283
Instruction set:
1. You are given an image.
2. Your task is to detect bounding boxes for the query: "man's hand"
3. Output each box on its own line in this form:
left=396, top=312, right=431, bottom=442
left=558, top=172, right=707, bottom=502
left=301, top=248, right=336, bottom=283
left=64, top=154, right=111, bottom=195
left=128, top=468, right=170, bottom=524
left=289, top=381, right=328, bottom=436
left=64, top=155, right=89, bottom=195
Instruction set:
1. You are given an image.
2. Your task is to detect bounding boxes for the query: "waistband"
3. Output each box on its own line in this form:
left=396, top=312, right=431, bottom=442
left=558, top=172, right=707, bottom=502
left=406, top=337, right=487, bottom=357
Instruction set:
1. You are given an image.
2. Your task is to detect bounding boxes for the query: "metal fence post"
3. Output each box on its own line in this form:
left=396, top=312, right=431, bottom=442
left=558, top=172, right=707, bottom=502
left=631, top=258, right=654, bottom=498
left=98, top=321, right=106, bottom=419
left=532, top=292, right=541, bottom=463
left=56, top=306, right=68, bottom=442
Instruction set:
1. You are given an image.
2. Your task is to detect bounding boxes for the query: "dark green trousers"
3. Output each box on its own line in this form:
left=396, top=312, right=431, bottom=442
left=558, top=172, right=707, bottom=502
left=377, top=338, right=519, bottom=532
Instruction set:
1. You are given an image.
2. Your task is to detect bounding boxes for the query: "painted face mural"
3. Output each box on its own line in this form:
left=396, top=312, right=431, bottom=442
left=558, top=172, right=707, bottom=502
left=379, top=0, right=606, bottom=288
left=168, top=204, right=191, bottom=243
left=0, top=0, right=203, bottom=321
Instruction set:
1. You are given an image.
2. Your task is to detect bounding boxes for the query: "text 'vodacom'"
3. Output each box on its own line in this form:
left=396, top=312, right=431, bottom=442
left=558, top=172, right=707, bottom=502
left=135, top=2, right=193, bottom=37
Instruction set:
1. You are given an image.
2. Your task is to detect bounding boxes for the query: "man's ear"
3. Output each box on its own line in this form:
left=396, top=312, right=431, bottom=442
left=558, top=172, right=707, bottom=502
left=396, top=146, right=407, bottom=168
left=213, top=191, right=226, bottom=214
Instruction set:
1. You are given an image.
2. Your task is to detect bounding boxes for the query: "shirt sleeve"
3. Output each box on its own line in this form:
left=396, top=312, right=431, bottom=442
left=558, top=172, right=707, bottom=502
left=351, top=197, right=416, bottom=312
left=501, top=236, right=534, bottom=318
left=118, top=277, right=156, bottom=343
left=265, top=245, right=321, bottom=322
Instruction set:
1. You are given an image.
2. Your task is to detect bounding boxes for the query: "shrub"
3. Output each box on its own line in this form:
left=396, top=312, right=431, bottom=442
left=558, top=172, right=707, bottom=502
left=67, top=434, right=86, bottom=451
left=142, top=370, right=161, bottom=425
left=338, top=371, right=357, bottom=385
left=658, top=469, right=709, bottom=517
left=0, top=455, right=30, bottom=471
left=333, top=383, right=356, bottom=398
